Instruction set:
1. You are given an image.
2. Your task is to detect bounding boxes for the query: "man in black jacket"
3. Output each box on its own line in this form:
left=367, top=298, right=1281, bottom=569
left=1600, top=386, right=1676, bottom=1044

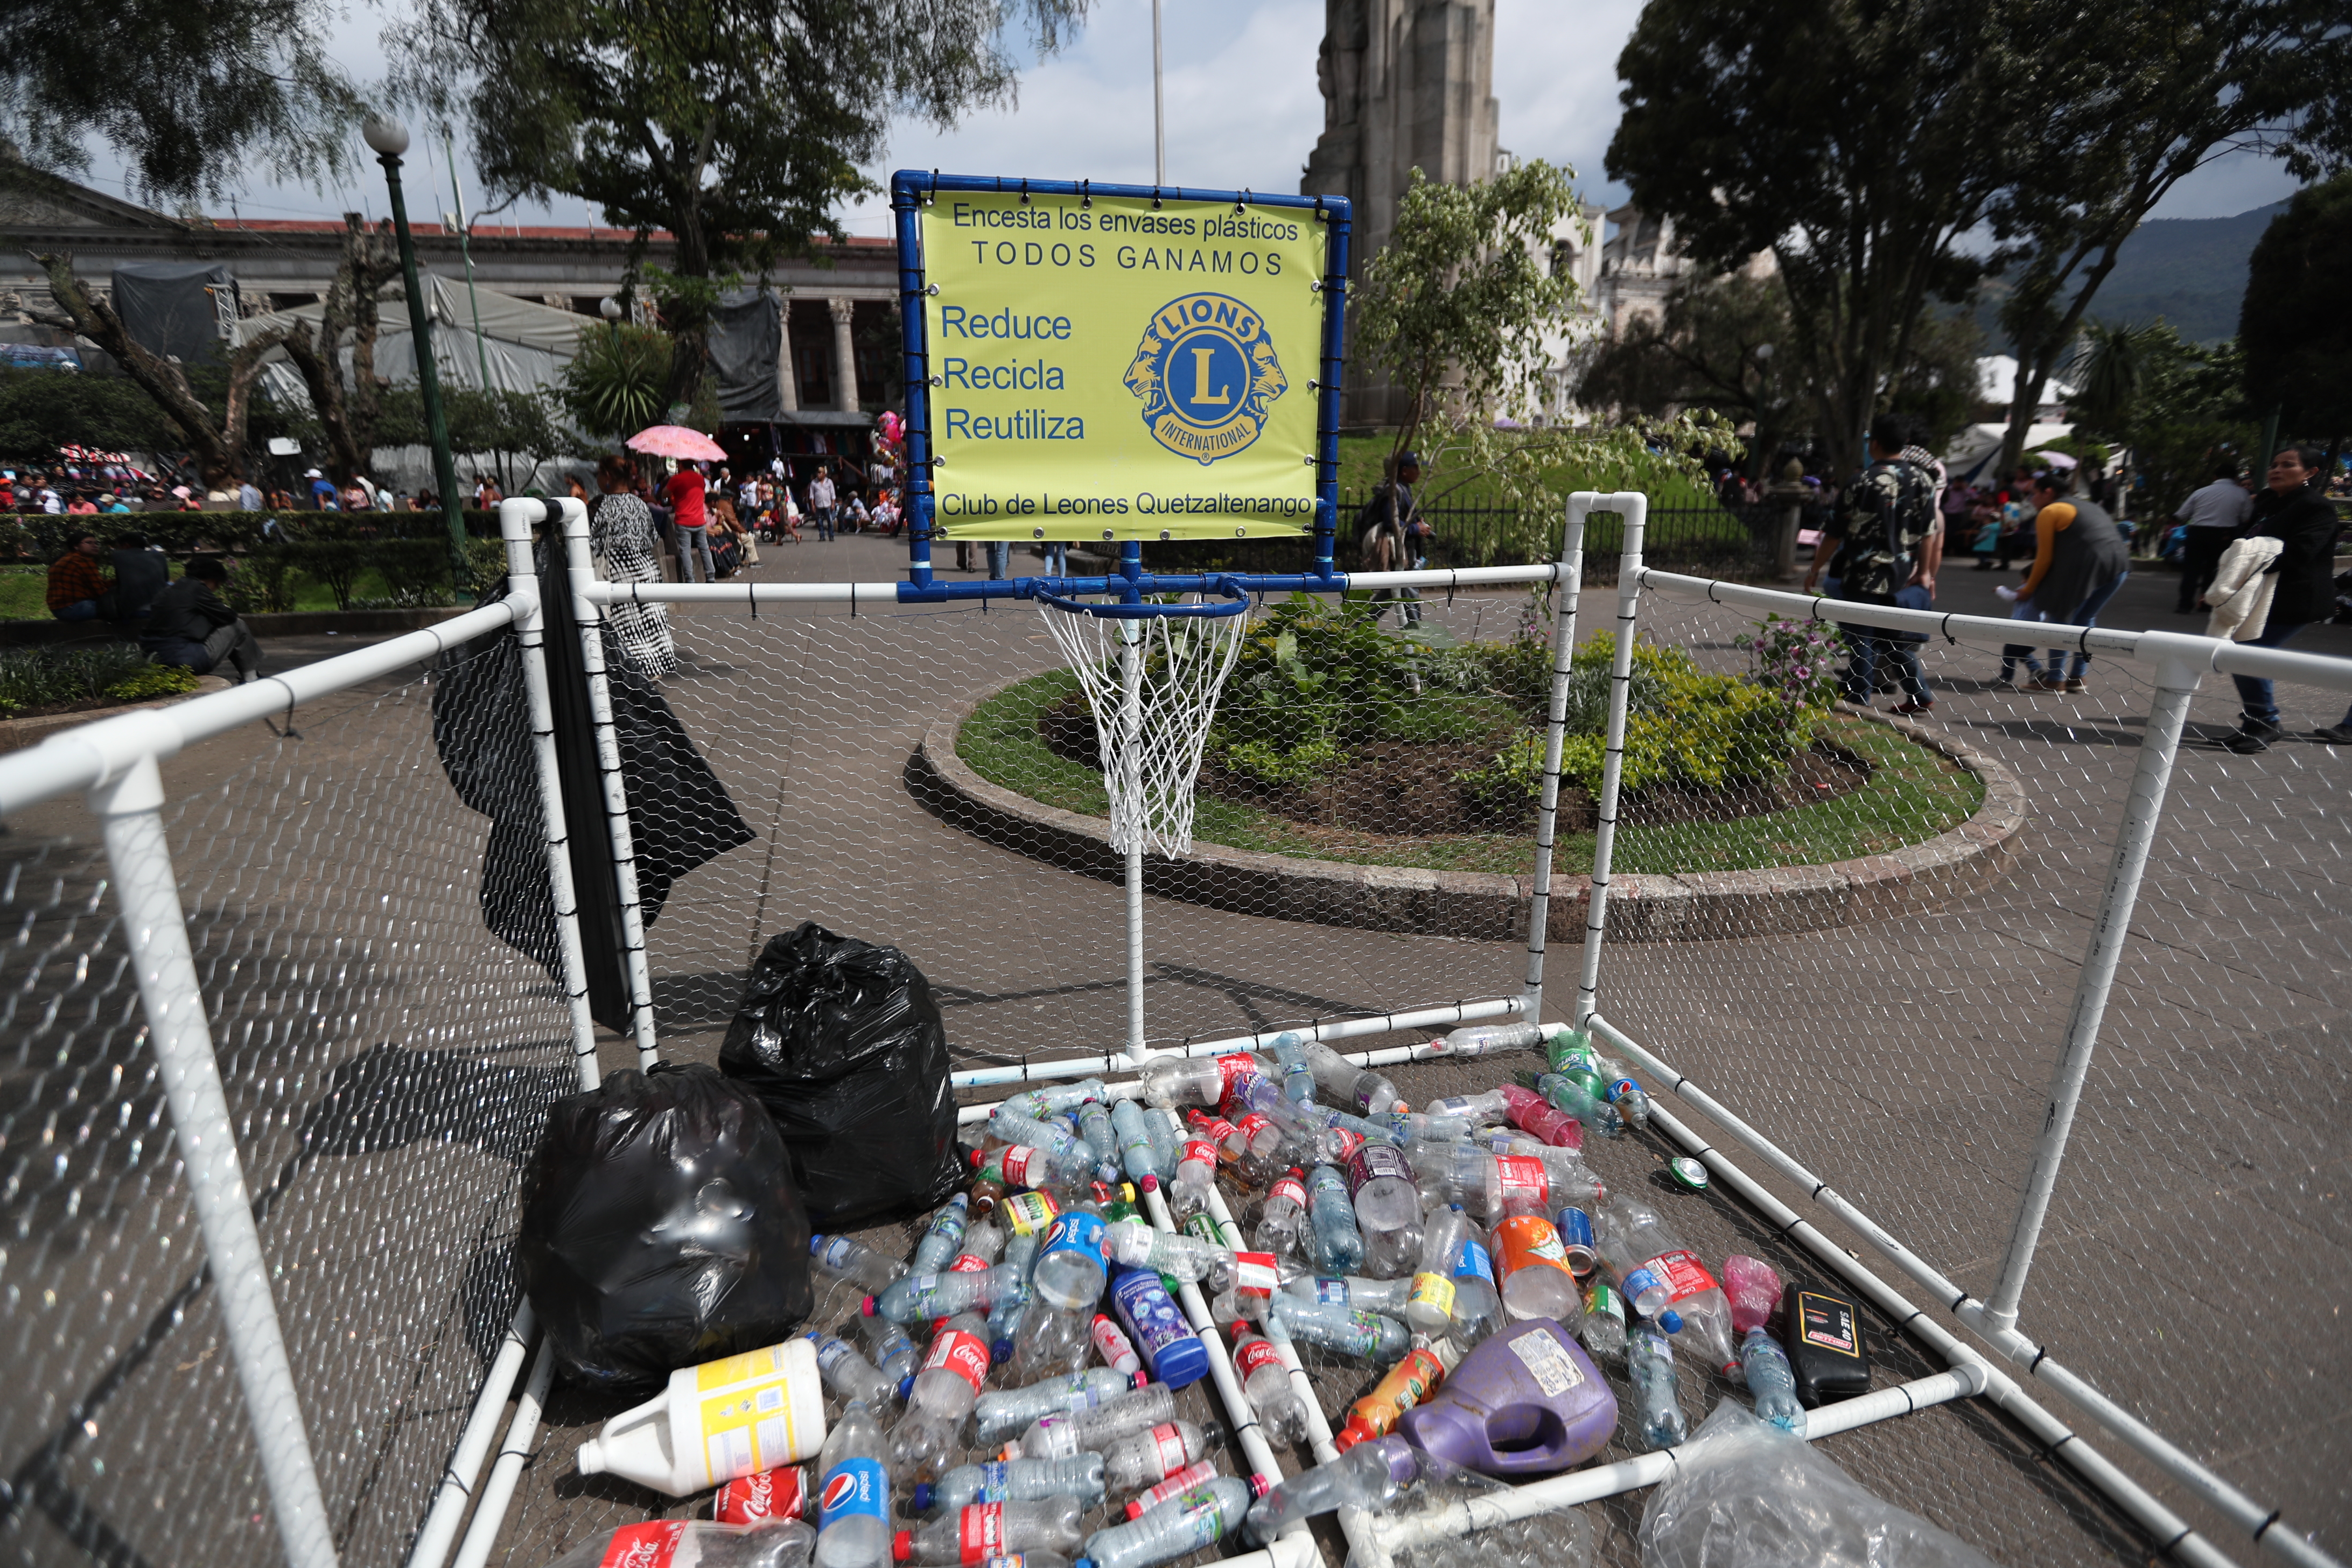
left=2221, top=445, right=2342, bottom=753
left=141, top=556, right=262, bottom=681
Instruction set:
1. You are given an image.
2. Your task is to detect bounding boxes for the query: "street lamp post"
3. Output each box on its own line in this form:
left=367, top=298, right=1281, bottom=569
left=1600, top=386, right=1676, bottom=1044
left=363, top=113, right=472, bottom=598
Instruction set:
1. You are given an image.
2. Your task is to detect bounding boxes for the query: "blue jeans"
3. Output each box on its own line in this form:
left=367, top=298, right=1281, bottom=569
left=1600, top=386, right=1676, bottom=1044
left=986, top=541, right=1011, bottom=580
left=1042, top=541, right=1069, bottom=577
left=2229, top=620, right=2306, bottom=731
left=52, top=599, right=99, bottom=621
left=1999, top=596, right=2046, bottom=680
left=2048, top=568, right=2129, bottom=679
left=813, top=507, right=836, bottom=541
left=1843, top=628, right=1930, bottom=706
left=676, top=524, right=715, bottom=583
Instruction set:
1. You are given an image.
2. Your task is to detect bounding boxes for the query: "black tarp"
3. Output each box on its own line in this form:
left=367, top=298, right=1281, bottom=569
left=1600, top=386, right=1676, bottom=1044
left=111, top=262, right=234, bottom=366
left=710, top=290, right=783, bottom=423
left=432, top=546, right=753, bottom=1028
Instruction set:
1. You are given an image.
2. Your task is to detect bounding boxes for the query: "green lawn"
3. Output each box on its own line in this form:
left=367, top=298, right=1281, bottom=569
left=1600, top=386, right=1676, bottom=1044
left=958, top=671, right=1983, bottom=878
left=1334, top=430, right=1725, bottom=513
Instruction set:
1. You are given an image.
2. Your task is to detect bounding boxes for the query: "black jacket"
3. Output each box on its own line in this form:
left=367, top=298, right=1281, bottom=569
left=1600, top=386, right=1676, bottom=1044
left=143, top=577, right=238, bottom=643
left=2250, top=482, right=2344, bottom=627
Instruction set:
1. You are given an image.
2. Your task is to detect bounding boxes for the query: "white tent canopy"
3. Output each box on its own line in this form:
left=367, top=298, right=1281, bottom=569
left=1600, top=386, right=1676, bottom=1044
left=1942, top=421, right=2081, bottom=488
left=233, top=275, right=589, bottom=404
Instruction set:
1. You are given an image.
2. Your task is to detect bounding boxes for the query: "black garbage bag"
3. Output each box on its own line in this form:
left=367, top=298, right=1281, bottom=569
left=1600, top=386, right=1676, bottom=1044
left=432, top=552, right=753, bottom=1030
left=719, top=922, right=963, bottom=1230
left=517, top=1063, right=813, bottom=1390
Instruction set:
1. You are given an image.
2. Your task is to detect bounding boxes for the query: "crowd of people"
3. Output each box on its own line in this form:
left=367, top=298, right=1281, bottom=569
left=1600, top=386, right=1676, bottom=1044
left=1804, top=414, right=2347, bottom=752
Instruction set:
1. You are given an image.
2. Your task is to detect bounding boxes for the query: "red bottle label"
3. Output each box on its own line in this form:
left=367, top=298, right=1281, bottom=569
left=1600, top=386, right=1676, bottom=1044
left=923, top=1328, right=990, bottom=1393
left=1227, top=1251, right=1279, bottom=1294
left=1233, top=1336, right=1283, bottom=1378
left=1495, top=1155, right=1549, bottom=1212
left=958, top=1503, right=1006, bottom=1563
left=713, top=1465, right=808, bottom=1525
left=1268, top=1173, right=1307, bottom=1208
left=1000, top=1146, right=1041, bottom=1187
left=600, top=1523, right=686, bottom=1568
left=1235, top=1112, right=1273, bottom=1144
left=1215, top=1053, right=1258, bottom=1104
left=1651, top=1248, right=1718, bottom=1301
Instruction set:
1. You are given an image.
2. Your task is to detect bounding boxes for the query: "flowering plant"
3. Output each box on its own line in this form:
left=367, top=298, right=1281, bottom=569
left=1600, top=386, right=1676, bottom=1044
left=1735, top=614, right=1845, bottom=715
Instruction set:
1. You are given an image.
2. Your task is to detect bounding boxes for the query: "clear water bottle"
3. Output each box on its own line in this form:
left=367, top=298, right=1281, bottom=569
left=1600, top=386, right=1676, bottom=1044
left=1106, top=1216, right=1229, bottom=1282
left=1741, top=1328, right=1807, bottom=1434
left=1243, top=1433, right=1417, bottom=1543
left=1080, top=1476, right=1256, bottom=1568
left=914, top=1453, right=1107, bottom=1513
left=859, top=1313, right=919, bottom=1390
left=1031, top=1200, right=1111, bottom=1311
left=1109, top=1100, right=1159, bottom=1185
left=1345, top=1146, right=1423, bottom=1279
left=1009, top=1300, right=1095, bottom=1382
left=1228, top=1324, right=1308, bottom=1446
left=951, top=1219, right=1006, bottom=1275
left=892, top=1498, right=1084, bottom=1565
left=988, top=1231, right=1043, bottom=1362
left=1579, top=1278, right=1627, bottom=1364
left=1141, top=1107, right=1185, bottom=1179
left=1364, top=1110, right=1478, bottom=1145
left=809, top=1330, right=901, bottom=1408
left=1305, top=1040, right=1405, bottom=1116
left=887, top=1312, right=992, bottom=1480
left=870, top=1262, right=1026, bottom=1325
left=1521, top=1072, right=1623, bottom=1138
left=974, top=1367, right=1135, bottom=1443
left=1264, top=1297, right=1411, bottom=1360
left=1100, top=1420, right=1209, bottom=1494
left=813, top=1235, right=908, bottom=1294
left=815, top=1400, right=892, bottom=1568
left=1254, top=1168, right=1311, bottom=1266
left=1419, top=1088, right=1513, bottom=1125
left=1406, top=1206, right=1473, bottom=1333
left=1473, top=1133, right=1605, bottom=1209
left=1627, top=1319, right=1688, bottom=1450
left=1599, top=1196, right=1737, bottom=1376
left=911, top=1196, right=972, bottom=1275
left=1438, top=1020, right=1542, bottom=1056
left=1001, top=1079, right=1108, bottom=1123
left=1305, top=1164, right=1365, bottom=1276
left=1014, top=1382, right=1176, bottom=1460
left=1138, top=1052, right=1258, bottom=1110
left=1263, top=1031, right=1317, bottom=1103
left=1277, top=1274, right=1411, bottom=1314
left=1074, top=1100, right=1120, bottom=1171
left=551, top=1522, right=816, bottom=1568
left=1448, top=1222, right=1502, bottom=1347
left=988, top=1110, right=1096, bottom=1168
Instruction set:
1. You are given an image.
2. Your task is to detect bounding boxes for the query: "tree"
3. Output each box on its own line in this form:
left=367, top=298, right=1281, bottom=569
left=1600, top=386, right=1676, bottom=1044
left=1608, top=0, right=2064, bottom=479
left=0, top=365, right=175, bottom=458
left=2068, top=322, right=2255, bottom=517
left=1985, top=0, right=2351, bottom=478
left=26, top=254, right=293, bottom=487
left=2238, top=172, right=2352, bottom=450
left=394, top=0, right=1089, bottom=410
left=278, top=215, right=405, bottom=485
left=560, top=323, right=674, bottom=442
left=0, top=0, right=355, bottom=202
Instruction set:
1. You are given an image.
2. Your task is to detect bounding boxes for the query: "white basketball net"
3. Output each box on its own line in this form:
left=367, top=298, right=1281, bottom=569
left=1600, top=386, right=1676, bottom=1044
left=1038, top=599, right=1251, bottom=858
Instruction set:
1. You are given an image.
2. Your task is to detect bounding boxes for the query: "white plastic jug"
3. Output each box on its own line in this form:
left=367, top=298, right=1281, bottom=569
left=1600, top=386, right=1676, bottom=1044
left=576, top=1339, right=827, bottom=1497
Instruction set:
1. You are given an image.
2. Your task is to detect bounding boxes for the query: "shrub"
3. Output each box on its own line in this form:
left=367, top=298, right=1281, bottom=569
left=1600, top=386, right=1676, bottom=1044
left=103, top=663, right=201, bottom=702
left=1208, top=593, right=1464, bottom=785
left=1541, top=632, right=1824, bottom=794
left=0, top=643, right=173, bottom=715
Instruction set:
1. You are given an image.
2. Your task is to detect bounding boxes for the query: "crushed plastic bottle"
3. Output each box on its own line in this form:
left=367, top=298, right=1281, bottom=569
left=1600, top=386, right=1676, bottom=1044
left=1363, top=1110, right=1480, bottom=1146
left=973, top=1368, right=1136, bottom=1444
left=1080, top=1475, right=1256, bottom=1568
left=1598, top=1196, right=1737, bottom=1376
left=1141, top=1107, right=1185, bottom=1181
left=1306, top=1164, right=1366, bottom=1276
left=1492, top=1214, right=1584, bottom=1325
left=1277, top=1274, right=1412, bottom=1314
left=1436, top=1020, right=1543, bottom=1056
left=1406, top=1206, right=1474, bottom=1333
left=810, top=1330, right=902, bottom=1408
left=1244, top=1434, right=1418, bottom=1542
left=1109, top=1100, right=1159, bottom=1185
left=1100, top=1420, right=1210, bottom=1495
left=1264, top=1296, right=1412, bottom=1360
left=1253, top=1168, right=1312, bottom=1267
left=1447, top=1223, right=1502, bottom=1348
left=912, top=1196, right=972, bottom=1274
left=887, top=1312, right=992, bottom=1481
left=1419, top=1089, right=1513, bottom=1126
left=551, top=1521, right=816, bottom=1568
left=892, top=1497, right=1084, bottom=1564
left=813, top=1235, right=908, bottom=1294
left=1000, top=1079, right=1109, bottom=1123
left=859, top=1314, right=920, bottom=1391
left=1345, top=1145, right=1424, bottom=1279
left=987, top=1231, right=1042, bottom=1362
left=973, top=1143, right=1098, bottom=1198
left=1520, top=1072, right=1623, bottom=1139
left=914, top=1453, right=1107, bottom=1514
left=1721, top=1255, right=1782, bottom=1340
left=1578, top=1278, right=1627, bottom=1364
left=1403, top=1141, right=1551, bottom=1223
left=1305, top=1039, right=1406, bottom=1115
left=1105, top=1216, right=1229, bottom=1283
left=1014, top=1382, right=1177, bottom=1460
left=815, top=1401, right=892, bottom=1568
left=987, top=1111, right=1098, bottom=1172
left=1008, top=1300, right=1094, bottom=1382
left=1139, top=1052, right=1258, bottom=1110
left=1626, top=1320, right=1688, bottom=1451
left=870, top=1262, right=1027, bottom=1325
left=1265, top=1032, right=1317, bottom=1104
left=1740, top=1329, right=1807, bottom=1434
left=1228, top=1324, right=1309, bottom=1446
left=1495, top=1083, right=1584, bottom=1152
left=1074, top=1101, right=1121, bottom=1177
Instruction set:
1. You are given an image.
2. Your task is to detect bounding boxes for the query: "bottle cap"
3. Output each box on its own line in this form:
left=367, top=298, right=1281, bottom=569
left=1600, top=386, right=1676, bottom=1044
left=808, top=1233, right=830, bottom=1254
left=861, top=1295, right=878, bottom=1316
left=1140, top=1174, right=1160, bottom=1193
left=1131, top=1370, right=1151, bottom=1389
left=1331, top=1419, right=1367, bottom=1453
left=1247, top=1473, right=1274, bottom=1499
left=892, top=1531, right=912, bottom=1561
left=911, top=1483, right=934, bottom=1512
left=898, top=1376, right=915, bottom=1402
left=1660, top=1309, right=1684, bottom=1333
left=992, top=1339, right=1013, bottom=1363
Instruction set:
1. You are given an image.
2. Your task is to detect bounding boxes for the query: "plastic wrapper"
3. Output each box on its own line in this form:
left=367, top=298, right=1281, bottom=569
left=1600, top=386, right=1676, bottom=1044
left=1639, top=1403, right=1999, bottom=1568
left=1346, top=1455, right=1594, bottom=1568
left=519, top=1064, right=813, bottom=1390
left=719, top=921, right=964, bottom=1229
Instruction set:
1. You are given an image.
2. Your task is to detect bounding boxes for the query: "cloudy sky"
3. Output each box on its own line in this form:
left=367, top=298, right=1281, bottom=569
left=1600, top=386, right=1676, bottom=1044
left=75, top=0, right=2300, bottom=232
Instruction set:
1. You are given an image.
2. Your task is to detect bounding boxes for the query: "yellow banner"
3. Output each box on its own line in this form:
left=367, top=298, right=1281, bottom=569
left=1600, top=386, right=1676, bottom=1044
left=918, top=191, right=1327, bottom=541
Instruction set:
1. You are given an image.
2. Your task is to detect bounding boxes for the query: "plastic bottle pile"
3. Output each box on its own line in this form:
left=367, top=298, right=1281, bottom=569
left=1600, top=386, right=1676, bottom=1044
left=557, top=1025, right=1874, bottom=1568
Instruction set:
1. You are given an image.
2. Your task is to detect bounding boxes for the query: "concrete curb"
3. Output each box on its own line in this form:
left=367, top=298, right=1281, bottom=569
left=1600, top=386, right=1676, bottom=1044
left=0, top=674, right=236, bottom=753
left=914, top=687, right=2025, bottom=943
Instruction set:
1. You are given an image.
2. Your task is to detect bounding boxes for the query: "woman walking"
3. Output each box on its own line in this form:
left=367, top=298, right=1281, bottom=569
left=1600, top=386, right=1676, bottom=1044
left=2014, top=468, right=2131, bottom=692
left=590, top=453, right=678, bottom=675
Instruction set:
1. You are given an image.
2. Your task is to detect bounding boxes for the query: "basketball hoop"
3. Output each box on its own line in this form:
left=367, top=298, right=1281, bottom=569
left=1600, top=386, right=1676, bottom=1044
left=1035, top=582, right=1251, bottom=860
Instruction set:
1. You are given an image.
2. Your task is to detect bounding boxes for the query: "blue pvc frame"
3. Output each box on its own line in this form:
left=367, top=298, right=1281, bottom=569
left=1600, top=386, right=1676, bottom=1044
left=890, top=170, right=1352, bottom=608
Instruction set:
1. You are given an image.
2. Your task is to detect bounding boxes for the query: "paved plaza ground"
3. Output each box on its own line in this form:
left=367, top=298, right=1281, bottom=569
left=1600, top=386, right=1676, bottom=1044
left=0, top=528, right=2343, bottom=1568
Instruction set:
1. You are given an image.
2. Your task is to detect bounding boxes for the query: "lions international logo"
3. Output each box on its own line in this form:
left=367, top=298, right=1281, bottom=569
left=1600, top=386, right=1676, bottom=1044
left=1123, top=291, right=1287, bottom=465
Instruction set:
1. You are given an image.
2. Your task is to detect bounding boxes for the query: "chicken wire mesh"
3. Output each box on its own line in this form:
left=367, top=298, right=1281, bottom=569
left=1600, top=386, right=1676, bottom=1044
left=0, top=659, right=584, bottom=1568
left=1587, top=579, right=2350, bottom=1562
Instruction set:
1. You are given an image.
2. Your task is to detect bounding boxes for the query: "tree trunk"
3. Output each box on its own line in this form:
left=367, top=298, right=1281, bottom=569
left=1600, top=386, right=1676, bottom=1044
left=281, top=215, right=403, bottom=482
left=30, top=251, right=290, bottom=488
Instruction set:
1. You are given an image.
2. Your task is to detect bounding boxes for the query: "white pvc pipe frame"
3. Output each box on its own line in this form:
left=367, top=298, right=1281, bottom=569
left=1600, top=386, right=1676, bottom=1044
left=1, top=497, right=2340, bottom=1567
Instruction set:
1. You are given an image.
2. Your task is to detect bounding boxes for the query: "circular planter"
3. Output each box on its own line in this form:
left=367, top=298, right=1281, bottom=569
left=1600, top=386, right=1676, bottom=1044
left=0, top=675, right=235, bottom=754
left=914, top=685, right=2025, bottom=942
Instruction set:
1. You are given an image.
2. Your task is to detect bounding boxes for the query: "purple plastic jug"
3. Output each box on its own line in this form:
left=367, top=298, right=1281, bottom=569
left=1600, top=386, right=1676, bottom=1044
left=1395, top=1318, right=1615, bottom=1476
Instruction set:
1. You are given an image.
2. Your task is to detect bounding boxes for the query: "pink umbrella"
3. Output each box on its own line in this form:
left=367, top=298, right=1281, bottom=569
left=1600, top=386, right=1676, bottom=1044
left=627, top=425, right=728, bottom=461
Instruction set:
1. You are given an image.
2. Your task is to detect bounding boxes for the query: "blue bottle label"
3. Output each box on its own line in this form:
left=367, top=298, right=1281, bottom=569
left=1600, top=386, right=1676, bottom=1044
left=1309, top=1278, right=1349, bottom=1305
left=820, top=1456, right=888, bottom=1524
left=1453, top=1238, right=1495, bottom=1286
left=1111, top=1268, right=1191, bottom=1356
left=974, top=1460, right=1010, bottom=1502
left=1040, top=1212, right=1108, bottom=1268
left=1623, top=1265, right=1666, bottom=1305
